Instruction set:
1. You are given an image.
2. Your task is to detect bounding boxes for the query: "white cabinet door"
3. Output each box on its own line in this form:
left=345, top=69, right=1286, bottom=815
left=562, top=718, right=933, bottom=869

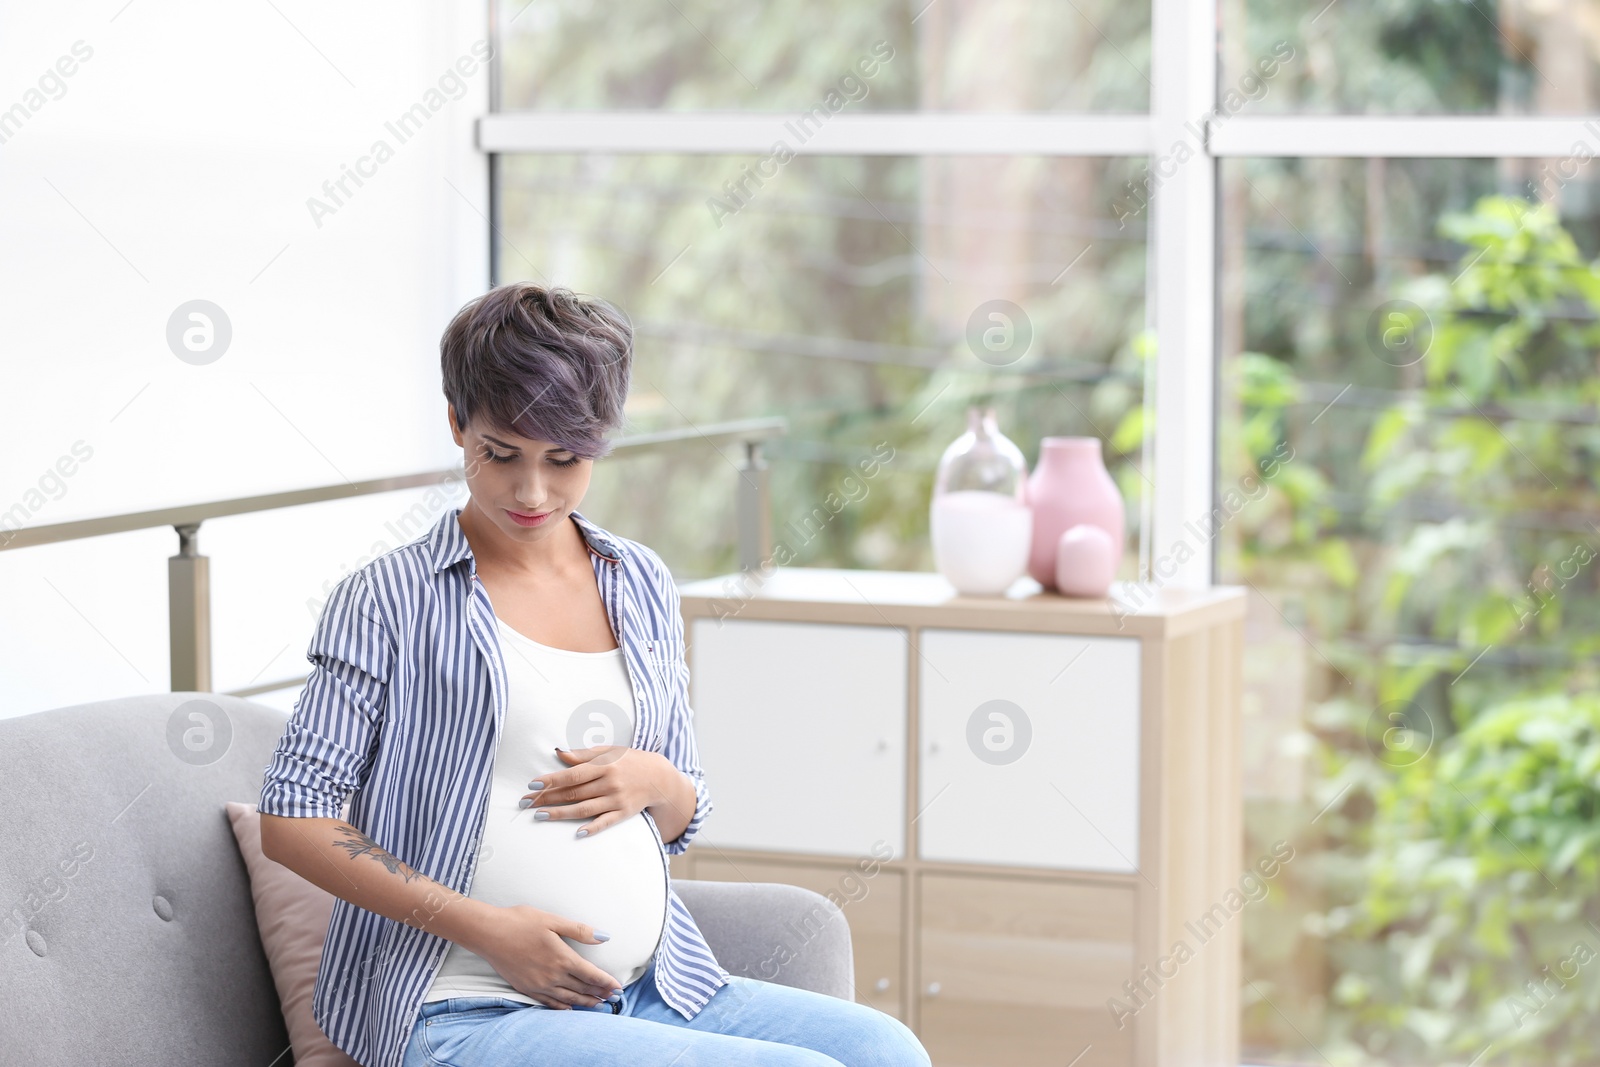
left=689, top=618, right=906, bottom=858
left=918, top=629, right=1140, bottom=872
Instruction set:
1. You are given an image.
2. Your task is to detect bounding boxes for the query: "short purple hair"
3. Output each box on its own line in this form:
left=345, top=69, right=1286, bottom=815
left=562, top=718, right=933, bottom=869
left=440, top=282, right=633, bottom=460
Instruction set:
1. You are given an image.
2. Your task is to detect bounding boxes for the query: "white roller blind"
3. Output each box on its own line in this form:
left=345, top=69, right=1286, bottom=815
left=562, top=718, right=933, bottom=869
left=0, top=1, right=488, bottom=716
left=0, top=1, right=488, bottom=519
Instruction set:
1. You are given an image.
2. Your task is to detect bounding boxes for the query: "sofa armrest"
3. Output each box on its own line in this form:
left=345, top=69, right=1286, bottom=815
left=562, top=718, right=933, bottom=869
left=671, top=880, right=855, bottom=1001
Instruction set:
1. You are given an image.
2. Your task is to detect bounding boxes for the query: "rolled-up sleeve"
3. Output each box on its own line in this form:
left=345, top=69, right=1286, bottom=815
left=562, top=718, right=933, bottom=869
left=259, top=569, right=393, bottom=820
left=647, top=550, right=712, bottom=855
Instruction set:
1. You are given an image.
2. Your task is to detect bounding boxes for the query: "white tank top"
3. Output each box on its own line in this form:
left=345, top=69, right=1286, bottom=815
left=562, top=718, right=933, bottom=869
left=421, top=616, right=671, bottom=1003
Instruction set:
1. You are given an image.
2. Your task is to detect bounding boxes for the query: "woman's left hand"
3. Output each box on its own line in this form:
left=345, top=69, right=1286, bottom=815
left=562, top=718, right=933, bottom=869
left=522, top=747, right=671, bottom=838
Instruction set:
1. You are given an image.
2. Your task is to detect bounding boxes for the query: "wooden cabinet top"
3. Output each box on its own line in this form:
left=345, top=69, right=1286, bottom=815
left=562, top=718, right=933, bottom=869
left=676, top=567, right=1245, bottom=639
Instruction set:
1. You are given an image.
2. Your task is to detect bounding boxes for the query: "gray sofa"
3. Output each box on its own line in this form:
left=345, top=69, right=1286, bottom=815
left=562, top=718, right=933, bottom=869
left=0, top=692, right=854, bottom=1066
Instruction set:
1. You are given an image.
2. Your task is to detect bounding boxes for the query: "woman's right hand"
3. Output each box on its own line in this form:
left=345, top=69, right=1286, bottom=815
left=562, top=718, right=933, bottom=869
left=470, top=903, right=622, bottom=1009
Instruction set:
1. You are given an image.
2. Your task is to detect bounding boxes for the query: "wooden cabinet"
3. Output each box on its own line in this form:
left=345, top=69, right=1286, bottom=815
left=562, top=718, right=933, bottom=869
left=695, top=855, right=905, bottom=1020
left=918, top=873, right=1136, bottom=1067
left=672, top=568, right=1245, bottom=1067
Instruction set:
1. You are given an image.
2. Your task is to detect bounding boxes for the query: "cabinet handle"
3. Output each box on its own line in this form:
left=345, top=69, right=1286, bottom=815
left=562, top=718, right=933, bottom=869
left=875, top=977, right=891, bottom=992
left=925, top=981, right=941, bottom=997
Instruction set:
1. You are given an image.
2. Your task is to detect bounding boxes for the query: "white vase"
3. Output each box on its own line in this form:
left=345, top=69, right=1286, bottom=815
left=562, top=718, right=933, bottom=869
left=930, top=406, right=1032, bottom=596
left=931, top=489, right=1032, bottom=595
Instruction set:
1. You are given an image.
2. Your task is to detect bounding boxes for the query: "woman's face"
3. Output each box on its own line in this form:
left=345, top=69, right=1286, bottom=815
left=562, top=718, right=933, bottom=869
left=449, top=404, right=594, bottom=546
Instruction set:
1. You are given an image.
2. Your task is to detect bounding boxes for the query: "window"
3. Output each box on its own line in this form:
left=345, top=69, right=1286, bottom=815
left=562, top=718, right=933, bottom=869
left=1220, top=154, right=1600, bottom=1062
left=494, top=151, right=1150, bottom=577
left=497, top=0, right=1150, bottom=111
left=1216, top=3, right=1600, bottom=1063
left=487, top=1, right=1600, bottom=1061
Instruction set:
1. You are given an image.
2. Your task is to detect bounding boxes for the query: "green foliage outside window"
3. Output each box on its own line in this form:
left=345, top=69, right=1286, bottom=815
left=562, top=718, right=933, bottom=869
left=1231, top=195, right=1600, bottom=1062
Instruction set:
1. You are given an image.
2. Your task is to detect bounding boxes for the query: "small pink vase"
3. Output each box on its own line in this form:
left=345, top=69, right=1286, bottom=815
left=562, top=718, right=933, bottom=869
left=1056, top=525, right=1116, bottom=597
left=1023, top=437, right=1125, bottom=590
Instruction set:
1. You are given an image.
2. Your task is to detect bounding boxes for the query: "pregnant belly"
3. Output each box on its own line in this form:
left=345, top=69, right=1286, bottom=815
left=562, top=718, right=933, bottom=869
left=468, top=800, right=670, bottom=989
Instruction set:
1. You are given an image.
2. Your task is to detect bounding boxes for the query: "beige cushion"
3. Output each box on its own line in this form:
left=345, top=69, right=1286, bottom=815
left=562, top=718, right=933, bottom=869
left=224, top=801, right=361, bottom=1067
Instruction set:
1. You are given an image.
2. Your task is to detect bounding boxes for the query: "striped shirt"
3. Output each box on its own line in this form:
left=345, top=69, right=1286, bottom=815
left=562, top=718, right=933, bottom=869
left=257, top=505, right=730, bottom=1067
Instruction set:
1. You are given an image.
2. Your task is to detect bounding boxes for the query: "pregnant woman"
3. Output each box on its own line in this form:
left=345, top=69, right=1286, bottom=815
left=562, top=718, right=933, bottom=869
left=258, top=282, right=931, bottom=1067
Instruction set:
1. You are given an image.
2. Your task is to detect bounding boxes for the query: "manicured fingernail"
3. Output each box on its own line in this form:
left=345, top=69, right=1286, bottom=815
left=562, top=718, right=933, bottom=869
left=527, top=780, right=544, bottom=790
left=518, top=798, right=533, bottom=809
left=575, top=829, right=588, bottom=838
left=594, top=929, right=611, bottom=942
left=610, top=988, right=623, bottom=997
left=534, top=810, right=550, bottom=820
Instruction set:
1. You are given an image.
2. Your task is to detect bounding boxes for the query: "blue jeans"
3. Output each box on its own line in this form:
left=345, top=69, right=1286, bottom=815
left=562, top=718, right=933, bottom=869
left=403, top=956, right=931, bottom=1066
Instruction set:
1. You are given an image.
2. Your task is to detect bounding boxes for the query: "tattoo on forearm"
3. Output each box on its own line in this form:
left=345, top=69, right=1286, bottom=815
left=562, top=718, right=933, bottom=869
left=333, top=825, right=426, bottom=883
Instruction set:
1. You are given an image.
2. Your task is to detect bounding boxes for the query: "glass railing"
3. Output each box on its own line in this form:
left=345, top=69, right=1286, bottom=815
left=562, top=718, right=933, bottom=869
left=0, top=417, right=785, bottom=698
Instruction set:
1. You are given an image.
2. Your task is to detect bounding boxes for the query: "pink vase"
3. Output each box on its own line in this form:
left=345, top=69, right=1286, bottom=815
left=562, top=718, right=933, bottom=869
left=1024, top=437, right=1125, bottom=590
left=1056, top=525, right=1116, bottom=597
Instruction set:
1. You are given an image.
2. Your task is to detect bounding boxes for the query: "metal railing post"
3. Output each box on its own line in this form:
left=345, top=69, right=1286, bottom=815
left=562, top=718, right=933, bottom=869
left=736, top=438, right=772, bottom=574
left=169, top=523, right=211, bottom=693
